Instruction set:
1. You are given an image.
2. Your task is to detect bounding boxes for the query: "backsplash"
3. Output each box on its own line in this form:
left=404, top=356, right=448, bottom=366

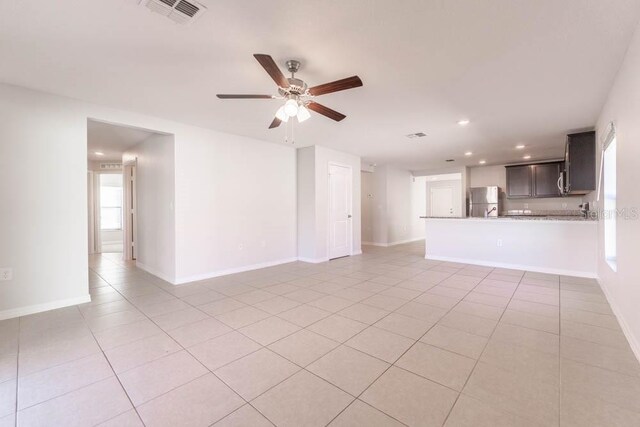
left=501, top=195, right=584, bottom=211
left=503, top=209, right=583, bottom=216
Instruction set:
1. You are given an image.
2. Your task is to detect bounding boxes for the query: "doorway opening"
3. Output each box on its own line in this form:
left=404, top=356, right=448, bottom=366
left=87, top=119, right=163, bottom=261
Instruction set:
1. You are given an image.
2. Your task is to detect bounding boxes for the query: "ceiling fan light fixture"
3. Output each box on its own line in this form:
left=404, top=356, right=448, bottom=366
left=275, top=106, right=289, bottom=122
left=284, top=99, right=299, bottom=117
left=297, top=105, right=311, bottom=122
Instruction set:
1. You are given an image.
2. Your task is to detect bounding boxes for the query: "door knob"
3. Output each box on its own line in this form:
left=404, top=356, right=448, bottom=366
left=348, top=214, right=352, bottom=218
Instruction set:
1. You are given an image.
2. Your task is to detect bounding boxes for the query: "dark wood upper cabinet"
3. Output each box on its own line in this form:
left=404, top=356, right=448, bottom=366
left=506, top=165, right=532, bottom=198
left=532, top=163, right=562, bottom=197
left=506, top=162, right=563, bottom=199
left=564, top=131, right=596, bottom=195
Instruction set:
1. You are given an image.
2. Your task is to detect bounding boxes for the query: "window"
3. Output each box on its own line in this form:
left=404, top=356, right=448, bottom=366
left=603, top=136, right=617, bottom=271
left=100, top=174, right=123, bottom=230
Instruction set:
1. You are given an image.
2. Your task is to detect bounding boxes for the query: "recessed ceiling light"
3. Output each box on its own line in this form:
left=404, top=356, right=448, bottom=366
left=479, top=160, right=486, bottom=165
left=515, top=144, right=526, bottom=149
left=464, top=151, right=473, bottom=156
left=457, top=119, right=470, bottom=126
left=523, top=155, right=531, bottom=160
left=94, top=151, right=104, bottom=156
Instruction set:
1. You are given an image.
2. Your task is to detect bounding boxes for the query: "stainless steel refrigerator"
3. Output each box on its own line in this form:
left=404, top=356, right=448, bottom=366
left=469, top=186, right=501, bottom=218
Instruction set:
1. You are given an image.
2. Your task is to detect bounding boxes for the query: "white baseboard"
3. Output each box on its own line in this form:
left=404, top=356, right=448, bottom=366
left=136, top=261, right=176, bottom=284
left=598, top=279, right=640, bottom=364
left=352, top=250, right=363, bottom=256
left=425, top=255, right=597, bottom=278
left=363, top=237, right=424, bottom=248
left=297, top=257, right=329, bottom=264
left=173, top=257, right=299, bottom=285
left=0, top=294, right=92, bottom=321
left=389, top=237, right=424, bottom=246
left=362, top=241, right=388, bottom=247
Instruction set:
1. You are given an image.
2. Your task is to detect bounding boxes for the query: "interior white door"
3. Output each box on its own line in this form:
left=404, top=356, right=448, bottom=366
left=430, top=186, right=455, bottom=217
left=329, top=164, right=352, bottom=259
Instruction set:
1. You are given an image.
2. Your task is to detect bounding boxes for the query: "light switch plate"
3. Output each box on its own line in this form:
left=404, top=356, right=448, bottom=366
left=0, top=268, right=12, bottom=281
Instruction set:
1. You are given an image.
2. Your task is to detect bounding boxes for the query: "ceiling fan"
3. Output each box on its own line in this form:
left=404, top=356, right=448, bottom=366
left=217, top=54, right=363, bottom=129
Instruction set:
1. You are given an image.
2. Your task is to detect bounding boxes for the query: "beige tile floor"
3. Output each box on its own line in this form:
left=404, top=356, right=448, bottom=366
left=2, top=242, right=640, bottom=426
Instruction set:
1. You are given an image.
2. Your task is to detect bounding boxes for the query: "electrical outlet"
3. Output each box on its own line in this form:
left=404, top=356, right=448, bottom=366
left=562, top=203, right=567, bottom=208
left=497, top=239, right=503, bottom=247
left=0, top=268, right=12, bottom=281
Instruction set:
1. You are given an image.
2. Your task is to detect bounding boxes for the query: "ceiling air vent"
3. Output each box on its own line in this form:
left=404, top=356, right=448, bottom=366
left=140, top=0, right=207, bottom=25
left=100, top=163, right=123, bottom=170
left=406, top=132, right=427, bottom=139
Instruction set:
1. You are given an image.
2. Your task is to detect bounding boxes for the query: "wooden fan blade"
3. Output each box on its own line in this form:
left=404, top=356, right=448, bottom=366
left=254, top=54, right=290, bottom=88
left=269, top=117, right=282, bottom=129
left=216, top=94, right=274, bottom=99
left=307, top=102, right=346, bottom=122
left=308, top=76, right=363, bottom=96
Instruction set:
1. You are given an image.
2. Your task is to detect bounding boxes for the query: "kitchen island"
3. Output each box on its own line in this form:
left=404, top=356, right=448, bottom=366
left=423, top=217, right=597, bottom=277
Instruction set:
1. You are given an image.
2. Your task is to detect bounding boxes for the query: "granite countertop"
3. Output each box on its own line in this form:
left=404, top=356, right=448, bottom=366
left=421, top=208, right=597, bottom=221
left=420, top=215, right=596, bottom=222
left=506, top=215, right=595, bottom=221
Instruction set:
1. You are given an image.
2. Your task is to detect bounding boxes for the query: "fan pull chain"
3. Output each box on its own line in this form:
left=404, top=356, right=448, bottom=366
left=291, top=119, right=295, bottom=144
left=284, top=119, right=295, bottom=145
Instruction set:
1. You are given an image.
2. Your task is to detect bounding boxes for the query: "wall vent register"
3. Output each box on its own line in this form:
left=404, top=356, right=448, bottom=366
left=139, top=0, right=207, bottom=24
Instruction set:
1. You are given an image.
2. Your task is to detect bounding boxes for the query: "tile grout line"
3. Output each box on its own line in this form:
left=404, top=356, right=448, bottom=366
left=440, top=270, right=526, bottom=426
left=324, top=264, right=492, bottom=426
left=204, top=251, right=449, bottom=426
left=19, top=248, right=607, bottom=427
left=93, top=262, right=291, bottom=426
left=14, top=315, right=21, bottom=426
left=76, top=302, right=148, bottom=427
left=558, top=276, right=562, bottom=427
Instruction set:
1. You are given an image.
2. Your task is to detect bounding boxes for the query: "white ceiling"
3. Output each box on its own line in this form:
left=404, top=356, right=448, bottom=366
left=2, top=0, right=639, bottom=170
left=87, top=120, right=157, bottom=161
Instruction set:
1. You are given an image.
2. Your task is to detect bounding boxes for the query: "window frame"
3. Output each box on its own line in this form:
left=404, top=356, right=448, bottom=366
left=99, top=173, right=124, bottom=231
left=601, top=125, right=617, bottom=272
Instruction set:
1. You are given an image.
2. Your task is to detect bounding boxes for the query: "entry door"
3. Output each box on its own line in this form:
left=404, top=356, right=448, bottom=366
left=329, top=164, right=352, bottom=259
left=430, top=186, right=454, bottom=217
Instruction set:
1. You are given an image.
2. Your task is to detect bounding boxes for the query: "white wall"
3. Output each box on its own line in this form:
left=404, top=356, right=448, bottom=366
left=0, top=83, right=298, bottom=318
left=469, top=164, right=584, bottom=211
left=361, top=171, right=374, bottom=243
left=296, top=145, right=361, bottom=261
left=0, top=85, right=90, bottom=319
left=297, top=147, right=316, bottom=261
left=410, top=176, right=427, bottom=240
left=123, top=134, right=176, bottom=281
left=370, top=166, right=388, bottom=244
left=593, top=21, right=640, bottom=359
left=385, top=167, right=414, bottom=244
left=100, top=230, right=122, bottom=245
left=425, top=218, right=598, bottom=277
left=362, top=165, right=424, bottom=246
left=175, top=130, right=296, bottom=282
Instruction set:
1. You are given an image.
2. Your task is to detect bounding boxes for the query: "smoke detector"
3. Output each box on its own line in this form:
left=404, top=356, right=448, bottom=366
left=140, top=0, right=207, bottom=24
